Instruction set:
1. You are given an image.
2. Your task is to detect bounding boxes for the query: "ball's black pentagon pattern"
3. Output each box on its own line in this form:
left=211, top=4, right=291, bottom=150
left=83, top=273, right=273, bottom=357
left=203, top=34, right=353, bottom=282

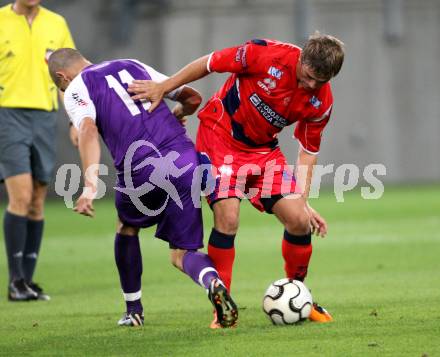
left=268, top=309, right=287, bottom=325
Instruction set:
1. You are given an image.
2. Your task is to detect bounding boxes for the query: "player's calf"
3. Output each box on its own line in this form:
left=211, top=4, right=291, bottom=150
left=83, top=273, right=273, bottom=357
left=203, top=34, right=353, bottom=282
left=114, top=233, right=144, bottom=325
left=281, top=231, right=313, bottom=281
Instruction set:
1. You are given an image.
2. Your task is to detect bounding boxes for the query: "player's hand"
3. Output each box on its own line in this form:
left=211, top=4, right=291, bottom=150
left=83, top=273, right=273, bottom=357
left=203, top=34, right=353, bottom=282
left=172, top=103, right=188, bottom=126
left=128, top=80, right=165, bottom=113
left=306, top=203, right=328, bottom=238
left=178, top=117, right=188, bottom=126
left=74, top=194, right=95, bottom=218
left=69, top=125, right=79, bottom=147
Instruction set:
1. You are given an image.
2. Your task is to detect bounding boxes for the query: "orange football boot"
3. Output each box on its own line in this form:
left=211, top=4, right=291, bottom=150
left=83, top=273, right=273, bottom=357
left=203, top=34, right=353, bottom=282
left=309, top=302, right=333, bottom=322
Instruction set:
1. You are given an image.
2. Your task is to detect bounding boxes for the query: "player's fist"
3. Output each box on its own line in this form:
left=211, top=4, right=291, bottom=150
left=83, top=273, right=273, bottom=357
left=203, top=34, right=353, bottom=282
left=128, top=80, right=165, bottom=113
left=74, top=194, right=95, bottom=218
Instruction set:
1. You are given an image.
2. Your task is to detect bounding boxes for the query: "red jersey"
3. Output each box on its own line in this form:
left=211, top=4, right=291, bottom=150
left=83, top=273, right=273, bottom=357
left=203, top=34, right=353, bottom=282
left=198, top=39, right=333, bottom=154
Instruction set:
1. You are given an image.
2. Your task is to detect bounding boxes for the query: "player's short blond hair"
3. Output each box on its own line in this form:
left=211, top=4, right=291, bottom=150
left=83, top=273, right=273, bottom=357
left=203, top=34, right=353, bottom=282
left=301, top=31, right=345, bottom=80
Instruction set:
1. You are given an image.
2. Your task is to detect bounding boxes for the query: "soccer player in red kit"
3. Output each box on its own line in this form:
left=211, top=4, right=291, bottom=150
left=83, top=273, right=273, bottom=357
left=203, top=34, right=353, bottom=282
left=128, top=32, right=345, bottom=328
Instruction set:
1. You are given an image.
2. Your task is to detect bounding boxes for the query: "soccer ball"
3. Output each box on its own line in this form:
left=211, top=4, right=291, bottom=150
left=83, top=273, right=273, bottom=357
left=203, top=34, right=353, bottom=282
left=262, top=278, right=313, bottom=325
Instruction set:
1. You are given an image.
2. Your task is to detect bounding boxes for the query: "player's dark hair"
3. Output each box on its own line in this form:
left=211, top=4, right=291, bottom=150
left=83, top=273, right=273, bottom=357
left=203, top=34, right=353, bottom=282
left=301, top=31, right=345, bottom=80
left=48, top=48, right=85, bottom=88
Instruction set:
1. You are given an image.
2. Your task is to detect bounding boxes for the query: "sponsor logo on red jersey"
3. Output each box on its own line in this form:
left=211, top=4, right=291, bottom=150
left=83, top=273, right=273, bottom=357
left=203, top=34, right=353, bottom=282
left=267, top=66, right=283, bottom=79
left=309, top=96, right=322, bottom=109
left=257, top=78, right=277, bottom=94
left=249, top=93, right=288, bottom=129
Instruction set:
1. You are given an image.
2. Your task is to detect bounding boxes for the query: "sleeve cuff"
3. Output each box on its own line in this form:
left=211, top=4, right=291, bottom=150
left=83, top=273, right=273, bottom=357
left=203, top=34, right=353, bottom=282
left=206, top=52, right=214, bottom=73
left=296, top=138, right=319, bottom=155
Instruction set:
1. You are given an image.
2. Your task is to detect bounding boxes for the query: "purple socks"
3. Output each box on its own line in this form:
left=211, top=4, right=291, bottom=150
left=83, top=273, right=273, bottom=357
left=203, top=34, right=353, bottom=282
left=114, top=233, right=143, bottom=314
left=114, top=234, right=220, bottom=314
left=182, top=251, right=219, bottom=289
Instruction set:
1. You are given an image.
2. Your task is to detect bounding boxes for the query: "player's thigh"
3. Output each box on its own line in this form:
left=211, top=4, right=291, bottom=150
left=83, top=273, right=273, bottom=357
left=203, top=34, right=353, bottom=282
left=271, top=195, right=310, bottom=235
left=30, top=110, right=57, bottom=184
left=196, top=125, right=246, bottom=201
left=4, top=173, right=33, bottom=214
left=114, top=189, right=160, bottom=230
left=28, top=180, right=49, bottom=220
left=250, top=148, right=296, bottom=213
left=156, top=191, right=204, bottom=251
left=154, top=147, right=205, bottom=250
left=212, top=198, right=241, bottom=234
left=0, top=108, right=33, bottom=181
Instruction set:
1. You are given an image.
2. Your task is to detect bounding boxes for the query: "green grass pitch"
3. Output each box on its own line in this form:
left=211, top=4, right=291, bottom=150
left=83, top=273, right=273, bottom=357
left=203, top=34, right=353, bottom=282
left=0, top=185, right=439, bottom=356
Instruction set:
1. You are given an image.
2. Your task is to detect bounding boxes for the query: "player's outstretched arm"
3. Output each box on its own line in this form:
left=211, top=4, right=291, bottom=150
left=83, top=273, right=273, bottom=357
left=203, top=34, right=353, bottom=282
left=74, top=117, right=101, bottom=218
left=128, top=55, right=210, bottom=113
left=295, top=148, right=328, bottom=237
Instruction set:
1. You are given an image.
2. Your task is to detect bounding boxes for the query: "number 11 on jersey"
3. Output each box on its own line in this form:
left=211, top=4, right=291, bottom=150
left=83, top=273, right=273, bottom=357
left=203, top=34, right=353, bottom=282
left=105, top=69, right=151, bottom=116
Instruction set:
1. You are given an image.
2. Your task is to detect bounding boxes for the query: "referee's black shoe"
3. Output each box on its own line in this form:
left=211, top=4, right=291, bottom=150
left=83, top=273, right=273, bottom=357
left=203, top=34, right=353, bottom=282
left=8, top=279, right=38, bottom=301
left=27, top=282, right=51, bottom=301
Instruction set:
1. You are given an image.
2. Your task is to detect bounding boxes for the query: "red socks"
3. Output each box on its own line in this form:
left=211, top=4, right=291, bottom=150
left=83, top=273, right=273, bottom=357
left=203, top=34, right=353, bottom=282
left=208, top=229, right=311, bottom=289
left=282, top=231, right=312, bottom=281
left=207, top=228, right=236, bottom=292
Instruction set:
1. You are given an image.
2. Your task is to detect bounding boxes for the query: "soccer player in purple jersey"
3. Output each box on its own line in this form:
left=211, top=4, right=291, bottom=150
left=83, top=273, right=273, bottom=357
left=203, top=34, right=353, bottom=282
left=47, top=48, right=238, bottom=328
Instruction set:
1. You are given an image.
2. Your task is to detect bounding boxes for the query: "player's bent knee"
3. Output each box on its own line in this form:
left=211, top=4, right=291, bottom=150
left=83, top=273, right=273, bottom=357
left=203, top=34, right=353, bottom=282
left=284, top=213, right=311, bottom=235
left=215, top=211, right=239, bottom=235
left=117, top=224, right=139, bottom=236
left=213, top=199, right=240, bottom=235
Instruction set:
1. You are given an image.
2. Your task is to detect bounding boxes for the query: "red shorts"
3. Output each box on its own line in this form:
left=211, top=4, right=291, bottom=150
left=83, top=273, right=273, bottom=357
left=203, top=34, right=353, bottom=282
left=195, top=124, right=297, bottom=212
